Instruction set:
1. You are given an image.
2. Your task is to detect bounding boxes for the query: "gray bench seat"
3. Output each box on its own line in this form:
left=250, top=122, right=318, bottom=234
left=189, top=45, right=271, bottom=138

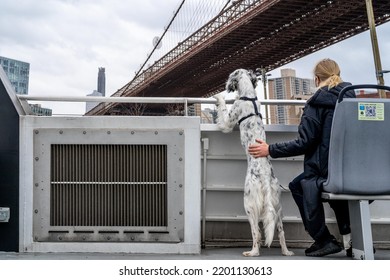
left=322, top=84, right=390, bottom=260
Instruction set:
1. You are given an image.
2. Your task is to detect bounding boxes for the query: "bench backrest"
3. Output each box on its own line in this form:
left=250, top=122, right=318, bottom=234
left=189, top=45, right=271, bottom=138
left=323, top=85, right=390, bottom=195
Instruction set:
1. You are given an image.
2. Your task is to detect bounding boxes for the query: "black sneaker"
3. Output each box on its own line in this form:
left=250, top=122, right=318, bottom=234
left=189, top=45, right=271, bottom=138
left=305, top=241, right=322, bottom=255
left=305, top=239, right=342, bottom=257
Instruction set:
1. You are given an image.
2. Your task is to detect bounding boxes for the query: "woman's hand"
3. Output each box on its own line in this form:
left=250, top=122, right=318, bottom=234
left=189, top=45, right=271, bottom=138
left=248, top=139, right=269, bottom=158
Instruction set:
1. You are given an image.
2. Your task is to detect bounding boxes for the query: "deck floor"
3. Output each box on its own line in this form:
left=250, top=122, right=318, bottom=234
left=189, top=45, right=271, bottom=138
left=1, top=246, right=389, bottom=260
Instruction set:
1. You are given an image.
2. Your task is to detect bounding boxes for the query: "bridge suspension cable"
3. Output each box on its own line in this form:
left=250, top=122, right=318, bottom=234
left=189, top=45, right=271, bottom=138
left=136, top=0, right=232, bottom=78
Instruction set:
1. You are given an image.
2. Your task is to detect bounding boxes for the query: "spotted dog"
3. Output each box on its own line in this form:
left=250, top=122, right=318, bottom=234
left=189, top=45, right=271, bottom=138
left=214, top=69, right=294, bottom=257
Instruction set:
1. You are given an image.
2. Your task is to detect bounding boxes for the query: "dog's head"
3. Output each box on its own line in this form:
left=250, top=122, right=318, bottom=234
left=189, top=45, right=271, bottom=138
left=226, top=69, right=258, bottom=94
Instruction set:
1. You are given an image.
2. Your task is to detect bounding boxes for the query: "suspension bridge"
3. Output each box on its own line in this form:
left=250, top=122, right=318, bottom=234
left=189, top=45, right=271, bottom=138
left=86, top=0, right=390, bottom=116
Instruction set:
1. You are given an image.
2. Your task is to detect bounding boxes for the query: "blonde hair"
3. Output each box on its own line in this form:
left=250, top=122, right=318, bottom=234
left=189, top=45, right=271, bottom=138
left=314, top=58, right=343, bottom=89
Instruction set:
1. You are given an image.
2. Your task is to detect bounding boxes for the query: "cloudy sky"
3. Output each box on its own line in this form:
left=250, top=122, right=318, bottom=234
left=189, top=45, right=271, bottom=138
left=1, top=0, right=389, bottom=115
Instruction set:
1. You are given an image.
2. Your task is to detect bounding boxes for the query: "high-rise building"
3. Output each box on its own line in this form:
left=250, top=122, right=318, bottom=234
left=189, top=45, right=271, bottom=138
left=0, top=56, right=30, bottom=94
left=86, top=67, right=106, bottom=113
left=0, top=55, right=52, bottom=116
left=268, top=68, right=315, bottom=125
left=97, top=67, right=106, bottom=95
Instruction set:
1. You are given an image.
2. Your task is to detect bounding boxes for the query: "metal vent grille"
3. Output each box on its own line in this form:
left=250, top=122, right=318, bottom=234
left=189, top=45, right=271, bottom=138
left=50, top=144, right=167, bottom=227
left=33, top=128, right=185, bottom=243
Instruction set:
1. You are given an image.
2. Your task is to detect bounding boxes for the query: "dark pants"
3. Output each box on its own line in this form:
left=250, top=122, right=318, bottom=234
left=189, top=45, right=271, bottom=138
left=289, top=173, right=351, bottom=242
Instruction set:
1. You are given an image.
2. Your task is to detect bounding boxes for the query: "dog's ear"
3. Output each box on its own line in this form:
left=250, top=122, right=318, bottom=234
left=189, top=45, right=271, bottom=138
left=226, top=79, right=238, bottom=92
left=248, top=70, right=258, bottom=88
left=226, top=70, right=239, bottom=92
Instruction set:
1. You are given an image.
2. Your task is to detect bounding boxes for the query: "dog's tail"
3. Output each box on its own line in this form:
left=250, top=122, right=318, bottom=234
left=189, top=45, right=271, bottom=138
left=263, top=208, right=276, bottom=247
left=262, top=182, right=280, bottom=247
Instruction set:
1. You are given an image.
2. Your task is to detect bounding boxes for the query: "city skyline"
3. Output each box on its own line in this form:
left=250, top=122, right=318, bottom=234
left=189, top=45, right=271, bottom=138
left=0, top=0, right=389, bottom=115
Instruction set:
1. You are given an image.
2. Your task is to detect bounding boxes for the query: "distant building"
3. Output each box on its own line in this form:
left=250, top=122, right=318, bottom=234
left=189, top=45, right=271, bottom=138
left=356, top=89, right=390, bottom=98
left=86, top=90, right=105, bottom=113
left=188, top=103, right=201, bottom=117
left=86, top=67, right=106, bottom=113
left=97, top=67, right=106, bottom=95
left=29, top=104, right=52, bottom=116
left=0, top=55, right=52, bottom=115
left=268, top=68, right=315, bottom=125
left=0, top=56, right=30, bottom=94
left=188, top=104, right=217, bottom=123
left=200, top=108, right=217, bottom=124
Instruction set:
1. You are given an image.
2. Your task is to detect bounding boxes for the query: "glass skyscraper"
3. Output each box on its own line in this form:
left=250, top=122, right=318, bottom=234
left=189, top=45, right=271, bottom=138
left=1, top=55, right=52, bottom=115
left=0, top=56, right=30, bottom=95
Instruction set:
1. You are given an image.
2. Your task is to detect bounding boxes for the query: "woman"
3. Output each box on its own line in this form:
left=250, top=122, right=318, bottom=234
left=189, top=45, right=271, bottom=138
left=248, top=58, right=355, bottom=257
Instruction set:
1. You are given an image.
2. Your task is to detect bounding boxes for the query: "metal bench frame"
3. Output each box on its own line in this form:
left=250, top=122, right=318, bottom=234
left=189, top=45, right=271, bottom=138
left=322, top=193, right=390, bottom=260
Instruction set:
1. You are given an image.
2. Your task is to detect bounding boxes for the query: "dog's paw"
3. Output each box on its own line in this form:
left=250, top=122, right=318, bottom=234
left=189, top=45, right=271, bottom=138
left=213, top=93, right=224, bottom=103
left=282, top=250, right=295, bottom=256
left=242, top=250, right=260, bottom=257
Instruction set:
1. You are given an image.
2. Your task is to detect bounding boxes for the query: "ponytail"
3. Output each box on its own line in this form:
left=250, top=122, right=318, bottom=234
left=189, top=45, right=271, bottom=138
left=314, top=59, right=343, bottom=89
left=327, top=74, right=343, bottom=89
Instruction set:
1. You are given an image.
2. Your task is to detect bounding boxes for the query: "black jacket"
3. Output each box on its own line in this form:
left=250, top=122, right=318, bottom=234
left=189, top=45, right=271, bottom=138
left=269, top=82, right=356, bottom=181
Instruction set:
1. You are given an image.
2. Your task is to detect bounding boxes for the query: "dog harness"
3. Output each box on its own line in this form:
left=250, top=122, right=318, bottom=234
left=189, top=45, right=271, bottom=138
left=237, top=97, right=263, bottom=125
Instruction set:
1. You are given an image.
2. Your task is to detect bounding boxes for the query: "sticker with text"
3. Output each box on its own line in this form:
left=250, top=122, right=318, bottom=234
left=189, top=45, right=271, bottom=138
left=358, top=102, right=384, bottom=121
